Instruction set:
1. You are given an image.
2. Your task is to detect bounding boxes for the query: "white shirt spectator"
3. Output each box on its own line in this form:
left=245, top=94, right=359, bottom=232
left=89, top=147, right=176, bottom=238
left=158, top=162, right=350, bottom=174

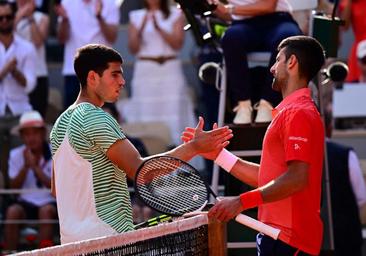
left=0, top=35, right=37, bottom=116
left=8, top=144, right=55, bottom=207
left=129, top=8, right=181, bottom=58
left=59, top=0, right=120, bottom=75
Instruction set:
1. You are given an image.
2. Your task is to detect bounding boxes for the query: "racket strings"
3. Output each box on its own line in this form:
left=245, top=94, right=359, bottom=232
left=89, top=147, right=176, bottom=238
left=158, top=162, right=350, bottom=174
left=136, top=158, right=209, bottom=215
left=138, top=160, right=206, bottom=213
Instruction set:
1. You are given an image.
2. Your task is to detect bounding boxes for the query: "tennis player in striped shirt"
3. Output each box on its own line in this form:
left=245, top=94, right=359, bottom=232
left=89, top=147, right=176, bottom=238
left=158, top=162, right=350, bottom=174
left=50, top=44, right=233, bottom=244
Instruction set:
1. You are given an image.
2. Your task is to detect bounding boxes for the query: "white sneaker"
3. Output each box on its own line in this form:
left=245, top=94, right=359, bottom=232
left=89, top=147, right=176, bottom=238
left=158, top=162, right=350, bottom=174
left=254, top=99, right=273, bottom=123
left=233, top=100, right=252, bottom=124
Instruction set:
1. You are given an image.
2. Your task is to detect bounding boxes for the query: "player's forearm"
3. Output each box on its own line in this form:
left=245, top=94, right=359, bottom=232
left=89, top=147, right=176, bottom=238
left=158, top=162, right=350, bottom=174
left=230, top=159, right=260, bottom=187
left=165, top=142, right=197, bottom=163
left=259, top=166, right=308, bottom=203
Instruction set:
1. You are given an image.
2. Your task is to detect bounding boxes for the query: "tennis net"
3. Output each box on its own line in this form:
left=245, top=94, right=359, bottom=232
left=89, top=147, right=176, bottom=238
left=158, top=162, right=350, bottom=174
left=11, top=214, right=226, bottom=256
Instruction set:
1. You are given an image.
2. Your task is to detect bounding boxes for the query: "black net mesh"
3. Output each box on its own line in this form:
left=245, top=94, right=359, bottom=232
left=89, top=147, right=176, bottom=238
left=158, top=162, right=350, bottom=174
left=77, top=225, right=208, bottom=256
left=12, top=216, right=211, bottom=256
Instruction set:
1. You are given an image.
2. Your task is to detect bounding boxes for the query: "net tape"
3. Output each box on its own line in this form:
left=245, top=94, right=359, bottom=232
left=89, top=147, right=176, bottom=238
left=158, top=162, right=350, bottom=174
left=12, top=215, right=209, bottom=256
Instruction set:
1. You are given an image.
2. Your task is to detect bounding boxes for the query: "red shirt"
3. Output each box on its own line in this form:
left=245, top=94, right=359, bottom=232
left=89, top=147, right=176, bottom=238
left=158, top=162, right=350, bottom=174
left=258, top=88, right=324, bottom=255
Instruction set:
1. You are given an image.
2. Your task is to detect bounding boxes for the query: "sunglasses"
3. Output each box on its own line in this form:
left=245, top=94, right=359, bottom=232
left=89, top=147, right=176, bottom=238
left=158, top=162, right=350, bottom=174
left=0, top=14, right=14, bottom=22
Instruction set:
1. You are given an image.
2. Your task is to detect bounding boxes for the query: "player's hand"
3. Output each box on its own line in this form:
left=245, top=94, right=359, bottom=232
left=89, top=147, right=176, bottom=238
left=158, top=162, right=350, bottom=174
left=188, top=117, right=233, bottom=155
left=189, top=117, right=233, bottom=154
left=182, top=122, right=230, bottom=160
left=208, top=196, right=244, bottom=222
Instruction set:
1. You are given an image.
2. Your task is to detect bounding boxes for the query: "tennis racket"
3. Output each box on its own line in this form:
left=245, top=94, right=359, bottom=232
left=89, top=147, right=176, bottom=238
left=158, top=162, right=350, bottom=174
left=134, top=156, right=281, bottom=240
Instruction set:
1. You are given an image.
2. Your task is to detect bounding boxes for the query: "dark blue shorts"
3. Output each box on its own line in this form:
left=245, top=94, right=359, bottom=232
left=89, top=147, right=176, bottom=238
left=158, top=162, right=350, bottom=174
left=256, top=233, right=311, bottom=256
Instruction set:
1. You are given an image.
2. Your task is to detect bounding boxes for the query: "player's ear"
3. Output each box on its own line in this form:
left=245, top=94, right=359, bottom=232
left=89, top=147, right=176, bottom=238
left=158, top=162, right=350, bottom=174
left=287, top=54, right=297, bottom=70
left=87, top=70, right=98, bottom=87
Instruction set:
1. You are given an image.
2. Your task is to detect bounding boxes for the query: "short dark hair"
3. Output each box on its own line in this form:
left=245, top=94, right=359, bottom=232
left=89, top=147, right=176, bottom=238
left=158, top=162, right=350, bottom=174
left=278, top=36, right=325, bottom=83
left=74, top=44, right=123, bottom=87
left=0, top=0, right=17, bottom=15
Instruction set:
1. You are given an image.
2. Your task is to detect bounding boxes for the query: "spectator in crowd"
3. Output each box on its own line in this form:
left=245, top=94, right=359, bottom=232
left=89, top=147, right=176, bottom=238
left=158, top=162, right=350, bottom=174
left=4, top=110, right=57, bottom=250
left=354, top=39, right=366, bottom=83
left=209, top=0, right=302, bottom=124
left=123, top=0, right=196, bottom=147
left=324, top=109, right=366, bottom=256
left=0, top=0, right=37, bottom=116
left=339, top=0, right=366, bottom=82
left=0, top=0, right=37, bottom=182
left=15, top=0, right=50, bottom=117
left=54, top=0, right=120, bottom=109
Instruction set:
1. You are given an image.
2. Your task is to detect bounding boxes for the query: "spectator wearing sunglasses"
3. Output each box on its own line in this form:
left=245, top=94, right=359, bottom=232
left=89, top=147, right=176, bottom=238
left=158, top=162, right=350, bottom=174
left=0, top=0, right=37, bottom=117
left=3, top=111, right=57, bottom=251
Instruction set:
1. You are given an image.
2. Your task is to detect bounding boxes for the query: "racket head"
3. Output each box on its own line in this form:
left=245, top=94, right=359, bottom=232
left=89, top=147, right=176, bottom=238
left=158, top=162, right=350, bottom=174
left=134, top=156, right=211, bottom=216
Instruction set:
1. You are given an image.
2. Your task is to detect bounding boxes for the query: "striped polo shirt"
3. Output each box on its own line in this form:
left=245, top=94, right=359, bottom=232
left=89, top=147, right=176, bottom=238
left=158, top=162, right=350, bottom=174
left=50, top=103, right=134, bottom=244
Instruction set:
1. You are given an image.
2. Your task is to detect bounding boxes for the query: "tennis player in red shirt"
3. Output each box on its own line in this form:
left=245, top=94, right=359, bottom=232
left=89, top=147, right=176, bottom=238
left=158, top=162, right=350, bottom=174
left=182, top=36, right=326, bottom=255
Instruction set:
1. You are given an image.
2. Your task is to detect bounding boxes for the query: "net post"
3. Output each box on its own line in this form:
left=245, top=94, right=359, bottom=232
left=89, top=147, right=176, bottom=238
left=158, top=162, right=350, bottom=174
left=208, top=216, right=227, bottom=256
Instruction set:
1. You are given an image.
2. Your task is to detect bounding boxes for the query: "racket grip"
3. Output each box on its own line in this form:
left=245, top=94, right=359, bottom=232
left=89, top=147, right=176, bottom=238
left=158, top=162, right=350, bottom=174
left=235, top=214, right=280, bottom=240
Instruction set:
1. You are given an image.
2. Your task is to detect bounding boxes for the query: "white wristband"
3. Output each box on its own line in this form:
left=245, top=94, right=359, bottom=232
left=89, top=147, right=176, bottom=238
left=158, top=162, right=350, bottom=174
left=214, top=149, right=238, bottom=173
